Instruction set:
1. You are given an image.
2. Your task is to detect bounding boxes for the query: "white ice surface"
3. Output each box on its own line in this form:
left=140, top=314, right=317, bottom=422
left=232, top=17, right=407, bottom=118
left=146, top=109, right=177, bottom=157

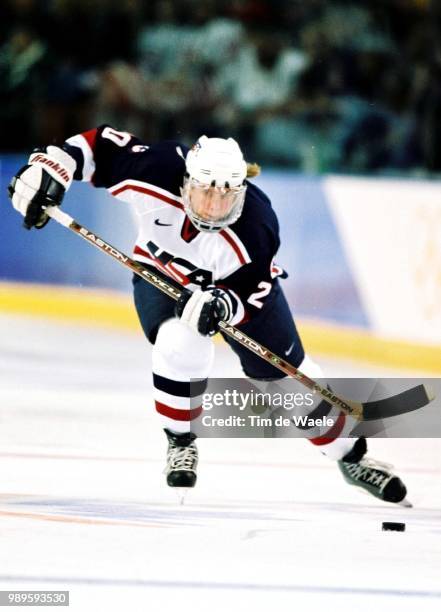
left=0, top=313, right=440, bottom=612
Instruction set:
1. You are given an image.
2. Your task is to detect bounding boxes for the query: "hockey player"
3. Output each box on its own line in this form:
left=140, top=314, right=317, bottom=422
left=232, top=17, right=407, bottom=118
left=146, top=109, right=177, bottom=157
left=8, top=126, right=408, bottom=505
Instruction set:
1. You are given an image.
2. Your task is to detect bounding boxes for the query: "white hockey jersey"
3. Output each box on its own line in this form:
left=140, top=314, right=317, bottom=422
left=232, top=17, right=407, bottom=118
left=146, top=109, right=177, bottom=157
left=64, top=125, right=285, bottom=323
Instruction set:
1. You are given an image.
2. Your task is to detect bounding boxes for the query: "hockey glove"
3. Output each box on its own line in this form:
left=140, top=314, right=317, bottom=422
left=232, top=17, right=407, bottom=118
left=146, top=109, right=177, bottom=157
left=176, top=286, right=240, bottom=336
left=8, top=146, right=76, bottom=229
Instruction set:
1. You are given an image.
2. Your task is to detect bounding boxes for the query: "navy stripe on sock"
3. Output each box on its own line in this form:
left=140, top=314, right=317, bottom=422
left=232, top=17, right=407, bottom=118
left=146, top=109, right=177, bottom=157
left=153, top=374, right=207, bottom=398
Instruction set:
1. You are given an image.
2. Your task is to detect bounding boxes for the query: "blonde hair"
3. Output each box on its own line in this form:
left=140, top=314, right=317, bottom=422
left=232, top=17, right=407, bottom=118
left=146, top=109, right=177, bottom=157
left=246, top=162, right=261, bottom=178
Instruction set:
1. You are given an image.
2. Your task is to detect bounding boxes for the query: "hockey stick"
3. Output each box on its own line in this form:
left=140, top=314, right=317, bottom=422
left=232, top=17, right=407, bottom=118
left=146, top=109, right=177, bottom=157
left=46, top=206, right=434, bottom=421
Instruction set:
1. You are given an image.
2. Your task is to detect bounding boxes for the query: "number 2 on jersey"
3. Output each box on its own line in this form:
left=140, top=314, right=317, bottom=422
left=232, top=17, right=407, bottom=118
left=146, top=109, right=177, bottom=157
left=248, top=281, right=271, bottom=308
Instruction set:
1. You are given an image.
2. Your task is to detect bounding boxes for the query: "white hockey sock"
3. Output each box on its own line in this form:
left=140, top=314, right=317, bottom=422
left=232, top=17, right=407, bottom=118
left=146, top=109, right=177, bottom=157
left=298, top=354, right=356, bottom=461
left=152, top=318, right=214, bottom=434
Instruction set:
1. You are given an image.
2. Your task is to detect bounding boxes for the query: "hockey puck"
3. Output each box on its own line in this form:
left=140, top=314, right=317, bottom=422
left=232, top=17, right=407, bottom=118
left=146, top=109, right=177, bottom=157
left=382, top=522, right=406, bottom=532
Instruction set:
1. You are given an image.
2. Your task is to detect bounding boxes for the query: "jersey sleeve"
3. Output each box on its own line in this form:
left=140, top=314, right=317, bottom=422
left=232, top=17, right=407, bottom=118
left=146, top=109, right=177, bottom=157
left=63, top=125, right=186, bottom=192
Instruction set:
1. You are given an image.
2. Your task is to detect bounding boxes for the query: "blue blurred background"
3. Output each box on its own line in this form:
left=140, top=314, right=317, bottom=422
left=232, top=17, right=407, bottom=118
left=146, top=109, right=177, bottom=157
left=1, top=0, right=441, bottom=356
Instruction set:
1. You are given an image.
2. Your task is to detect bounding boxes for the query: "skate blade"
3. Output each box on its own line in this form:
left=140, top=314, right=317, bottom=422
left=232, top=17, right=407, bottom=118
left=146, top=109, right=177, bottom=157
left=355, top=488, right=413, bottom=508
left=174, top=487, right=190, bottom=505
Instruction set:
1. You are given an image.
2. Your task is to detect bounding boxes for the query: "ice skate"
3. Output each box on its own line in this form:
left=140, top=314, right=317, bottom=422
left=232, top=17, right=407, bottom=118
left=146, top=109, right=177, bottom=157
left=338, top=438, right=409, bottom=505
left=164, top=429, right=198, bottom=489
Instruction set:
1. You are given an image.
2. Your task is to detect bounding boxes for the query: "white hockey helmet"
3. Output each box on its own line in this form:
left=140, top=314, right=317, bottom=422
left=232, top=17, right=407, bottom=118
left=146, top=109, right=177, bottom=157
left=181, top=135, right=247, bottom=232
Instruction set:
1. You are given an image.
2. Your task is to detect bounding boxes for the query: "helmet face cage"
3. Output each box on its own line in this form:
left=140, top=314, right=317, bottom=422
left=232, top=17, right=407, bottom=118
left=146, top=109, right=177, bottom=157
left=181, top=176, right=246, bottom=232
left=182, top=136, right=248, bottom=232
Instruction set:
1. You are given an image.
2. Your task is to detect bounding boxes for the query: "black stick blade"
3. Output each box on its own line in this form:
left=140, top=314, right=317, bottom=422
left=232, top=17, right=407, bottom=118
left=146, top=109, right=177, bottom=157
left=362, top=384, right=435, bottom=420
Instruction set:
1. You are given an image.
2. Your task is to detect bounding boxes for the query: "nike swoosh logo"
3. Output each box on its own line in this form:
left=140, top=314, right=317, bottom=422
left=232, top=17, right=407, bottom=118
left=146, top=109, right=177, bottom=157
left=285, top=342, right=295, bottom=356
left=154, top=219, right=172, bottom=226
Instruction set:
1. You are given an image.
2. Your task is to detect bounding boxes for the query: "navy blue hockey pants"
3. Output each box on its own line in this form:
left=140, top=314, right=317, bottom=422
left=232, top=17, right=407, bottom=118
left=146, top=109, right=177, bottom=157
left=133, top=274, right=305, bottom=380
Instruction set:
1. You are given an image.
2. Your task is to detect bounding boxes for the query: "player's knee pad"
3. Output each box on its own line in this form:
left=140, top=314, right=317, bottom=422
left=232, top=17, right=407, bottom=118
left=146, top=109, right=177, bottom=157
left=152, top=318, right=214, bottom=380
